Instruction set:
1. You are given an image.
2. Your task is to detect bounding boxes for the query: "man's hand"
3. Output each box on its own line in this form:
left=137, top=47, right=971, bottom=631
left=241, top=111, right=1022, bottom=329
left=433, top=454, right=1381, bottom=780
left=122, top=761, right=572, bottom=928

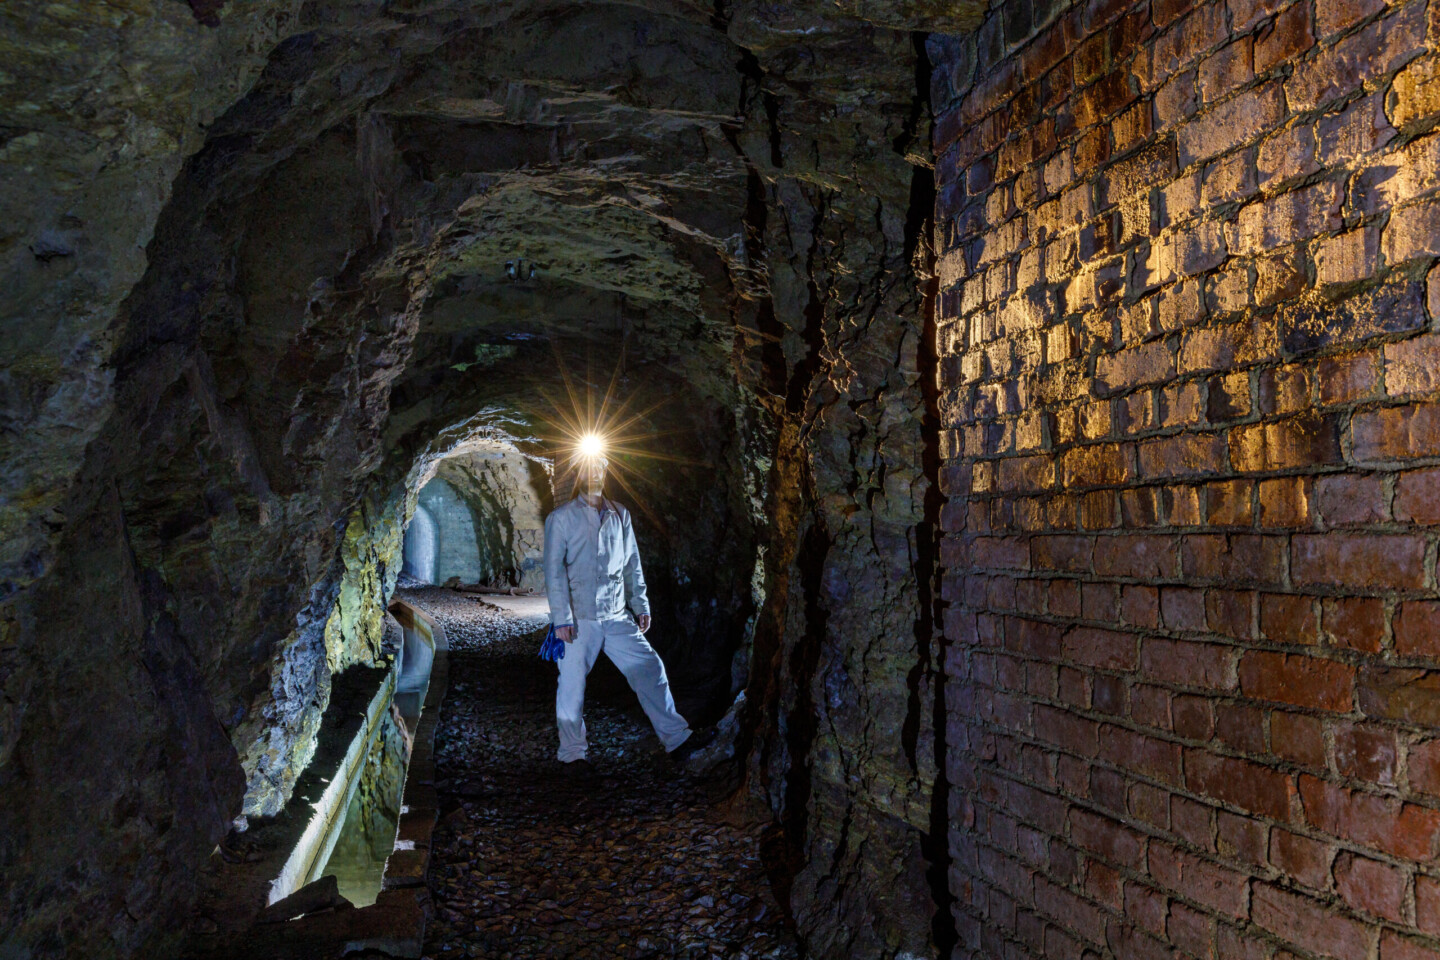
left=556, top=625, right=576, bottom=643
left=637, top=614, right=651, bottom=634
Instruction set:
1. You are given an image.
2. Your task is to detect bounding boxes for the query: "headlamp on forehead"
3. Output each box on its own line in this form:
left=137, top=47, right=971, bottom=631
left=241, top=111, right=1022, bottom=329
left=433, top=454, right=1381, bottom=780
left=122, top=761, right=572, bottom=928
left=577, top=433, right=606, bottom=461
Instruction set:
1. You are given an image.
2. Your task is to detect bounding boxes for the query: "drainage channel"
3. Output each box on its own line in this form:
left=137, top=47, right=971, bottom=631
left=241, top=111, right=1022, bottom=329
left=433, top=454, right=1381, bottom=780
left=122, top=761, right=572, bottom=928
left=183, top=599, right=448, bottom=960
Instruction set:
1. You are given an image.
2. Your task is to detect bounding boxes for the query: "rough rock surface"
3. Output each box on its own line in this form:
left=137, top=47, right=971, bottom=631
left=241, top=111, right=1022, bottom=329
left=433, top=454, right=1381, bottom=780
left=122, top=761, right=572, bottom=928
left=0, top=1, right=986, bottom=957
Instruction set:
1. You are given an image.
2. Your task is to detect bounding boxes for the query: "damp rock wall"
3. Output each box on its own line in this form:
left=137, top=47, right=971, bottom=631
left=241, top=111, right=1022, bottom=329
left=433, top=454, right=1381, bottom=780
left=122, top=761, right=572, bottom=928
left=730, top=12, right=956, bottom=957
left=429, top=448, right=550, bottom=591
left=930, top=0, right=1440, bottom=957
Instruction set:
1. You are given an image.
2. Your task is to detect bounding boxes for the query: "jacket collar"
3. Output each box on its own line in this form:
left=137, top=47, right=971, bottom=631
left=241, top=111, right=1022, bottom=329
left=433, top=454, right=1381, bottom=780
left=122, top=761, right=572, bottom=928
left=567, top=495, right=616, bottom=518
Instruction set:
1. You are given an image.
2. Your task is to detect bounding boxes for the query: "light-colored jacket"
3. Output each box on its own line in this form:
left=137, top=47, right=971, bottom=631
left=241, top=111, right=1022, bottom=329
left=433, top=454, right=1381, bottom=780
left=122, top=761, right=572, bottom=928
left=543, top=496, right=650, bottom=624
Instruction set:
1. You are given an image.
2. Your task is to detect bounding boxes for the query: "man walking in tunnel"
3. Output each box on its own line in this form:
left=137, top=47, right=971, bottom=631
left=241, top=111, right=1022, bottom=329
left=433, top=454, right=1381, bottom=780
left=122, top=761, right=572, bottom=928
left=543, top=440, right=701, bottom=775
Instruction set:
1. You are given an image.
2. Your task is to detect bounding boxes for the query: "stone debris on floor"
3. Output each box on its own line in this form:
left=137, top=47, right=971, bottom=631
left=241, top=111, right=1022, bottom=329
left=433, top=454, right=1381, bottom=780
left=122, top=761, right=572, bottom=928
left=396, top=587, right=797, bottom=960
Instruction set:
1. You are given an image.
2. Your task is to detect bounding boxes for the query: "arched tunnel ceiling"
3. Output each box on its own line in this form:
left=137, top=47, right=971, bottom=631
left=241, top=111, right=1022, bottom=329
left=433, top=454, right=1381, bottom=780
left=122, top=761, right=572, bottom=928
left=0, top=0, right=991, bottom=592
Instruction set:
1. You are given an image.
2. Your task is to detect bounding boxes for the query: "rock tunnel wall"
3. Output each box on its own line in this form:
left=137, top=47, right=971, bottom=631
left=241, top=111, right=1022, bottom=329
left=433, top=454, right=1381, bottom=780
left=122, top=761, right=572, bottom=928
left=929, top=0, right=1440, bottom=957
left=427, top=449, right=550, bottom=590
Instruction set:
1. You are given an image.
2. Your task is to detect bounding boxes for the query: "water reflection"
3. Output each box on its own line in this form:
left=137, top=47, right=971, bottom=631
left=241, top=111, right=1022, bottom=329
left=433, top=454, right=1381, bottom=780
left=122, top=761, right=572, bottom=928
left=320, top=705, right=410, bottom=906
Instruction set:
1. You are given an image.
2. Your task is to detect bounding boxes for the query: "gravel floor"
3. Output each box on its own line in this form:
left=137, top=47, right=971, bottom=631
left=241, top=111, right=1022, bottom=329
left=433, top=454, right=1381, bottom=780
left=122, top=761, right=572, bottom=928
left=396, top=587, right=798, bottom=960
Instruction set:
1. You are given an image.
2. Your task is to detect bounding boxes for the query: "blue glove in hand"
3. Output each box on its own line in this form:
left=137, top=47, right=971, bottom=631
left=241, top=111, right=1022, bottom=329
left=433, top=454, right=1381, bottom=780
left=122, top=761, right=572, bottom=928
left=538, top=624, right=566, bottom=661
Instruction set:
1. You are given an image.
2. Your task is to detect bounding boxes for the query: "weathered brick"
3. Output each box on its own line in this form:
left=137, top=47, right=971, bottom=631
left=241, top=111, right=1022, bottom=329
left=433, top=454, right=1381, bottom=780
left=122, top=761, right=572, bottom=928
left=1206, top=588, right=1255, bottom=638
left=1143, top=220, right=1228, bottom=285
left=1230, top=0, right=1285, bottom=33
left=1206, top=478, right=1252, bottom=525
left=1315, top=227, right=1379, bottom=287
left=1164, top=483, right=1204, bottom=524
left=1256, top=121, right=1320, bottom=189
left=1251, top=882, right=1374, bottom=960
left=1060, top=442, right=1132, bottom=487
left=1096, top=534, right=1181, bottom=578
left=1114, top=101, right=1155, bottom=153
left=1292, top=532, right=1427, bottom=589
left=1159, top=381, right=1206, bottom=428
left=1396, top=601, right=1440, bottom=657
left=1181, top=533, right=1287, bottom=584
left=1097, top=340, right=1177, bottom=394
left=1383, top=931, right=1440, bottom=960
left=1171, top=793, right=1217, bottom=848
left=1272, top=711, right=1327, bottom=766
left=1279, top=277, right=1427, bottom=356
left=1395, top=467, right=1440, bottom=524
left=1255, top=250, right=1307, bottom=307
left=1315, top=472, right=1386, bottom=524
left=1419, top=875, right=1440, bottom=934
left=1254, top=1, right=1314, bottom=73
left=1384, top=334, right=1440, bottom=398
left=1391, top=56, right=1440, bottom=129
left=1408, top=740, right=1440, bottom=796
left=1177, top=82, right=1286, bottom=167
left=1063, top=626, right=1139, bottom=670
left=1198, top=37, right=1254, bottom=103
left=1227, top=181, right=1342, bottom=255
left=1268, top=829, right=1333, bottom=888
left=1101, top=725, right=1185, bottom=783
left=1123, top=583, right=1161, bottom=627
left=1138, top=3, right=1230, bottom=93
left=1315, top=0, right=1384, bottom=40
left=1322, top=597, right=1385, bottom=653
left=1137, top=433, right=1228, bottom=478
left=1179, top=316, right=1280, bottom=374
left=1317, top=93, right=1395, bottom=163
left=1072, top=807, right=1148, bottom=866
left=1147, top=842, right=1251, bottom=917
left=1358, top=666, right=1440, bottom=727
left=1167, top=900, right=1215, bottom=957
left=1300, top=773, right=1440, bottom=859
left=1351, top=133, right=1440, bottom=215
left=1239, top=650, right=1354, bottom=710
left=1035, top=875, right=1111, bottom=944
left=1208, top=263, right=1254, bottom=318
left=1099, top=141, right=1178, bottom=208
left=1217, top=808, right=1268, bottom=865
left=1258, top=476, right=1311, bottom=526
left=1384, top=197, right=1440, bottom=265
left=1333, top=721, right=1398, bottom=785
left=975, top=535, right=1034, bottom=570
left=1202, top=149, right=1257, bottom=206
left=1260, top=592, right=1318, bottom=643
left=1216, top=702, right=1267, bottom=754
left=1353, top=403, right=1440, bottom=461
left=1141, top=636, right=1236, bottom=688
left=1036, top=704, right=1100, bottom=756
left=1155, top=69, right=1201, bottom=130
left=1285, top=2, right=1427, bottom=112
left=1217, top=926, right=1271, bottom=960
left=1231, top=413, right=1342, bottom=472
left=1185, top=748, right=1294, bottom=818
left=1207, top=370, right=1251, bottom=422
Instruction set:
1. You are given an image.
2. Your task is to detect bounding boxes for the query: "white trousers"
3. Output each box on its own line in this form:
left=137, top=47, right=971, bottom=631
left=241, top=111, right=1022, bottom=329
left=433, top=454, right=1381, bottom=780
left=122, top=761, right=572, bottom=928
left=555, top=618, right=691, bottom=762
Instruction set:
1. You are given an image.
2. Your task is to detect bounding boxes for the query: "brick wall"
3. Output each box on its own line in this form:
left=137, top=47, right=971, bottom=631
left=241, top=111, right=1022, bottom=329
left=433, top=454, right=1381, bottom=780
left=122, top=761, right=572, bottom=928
left=929, top=0, right=1440, bottom=955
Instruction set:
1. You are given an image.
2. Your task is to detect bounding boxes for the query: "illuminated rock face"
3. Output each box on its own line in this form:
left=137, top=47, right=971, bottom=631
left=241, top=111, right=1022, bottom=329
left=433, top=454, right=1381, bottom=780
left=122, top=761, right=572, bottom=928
left=930, top=1, right=1440, bottom=957
left=4, top=0, right=1437, bottom=957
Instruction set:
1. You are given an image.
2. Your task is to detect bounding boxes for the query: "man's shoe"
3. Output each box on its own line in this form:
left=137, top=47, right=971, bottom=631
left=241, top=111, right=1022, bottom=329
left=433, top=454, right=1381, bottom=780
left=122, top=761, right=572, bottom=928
left=562, top=758, right=597, bottom=780
left=668, top=726, right=716, bottom=763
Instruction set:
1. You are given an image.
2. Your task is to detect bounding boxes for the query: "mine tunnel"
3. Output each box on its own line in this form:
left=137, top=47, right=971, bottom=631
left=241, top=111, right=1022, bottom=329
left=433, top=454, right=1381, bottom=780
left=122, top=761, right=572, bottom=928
left=5, top=0, right=1440, bottom=958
